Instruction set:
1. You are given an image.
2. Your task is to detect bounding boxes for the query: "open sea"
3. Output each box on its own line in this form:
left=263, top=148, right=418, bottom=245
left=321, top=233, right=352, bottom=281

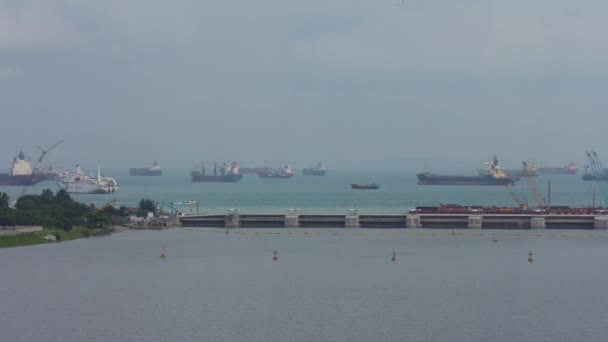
left=1, top=169, right=607, bottom=341
left=1, top=169, right=602, bottom=214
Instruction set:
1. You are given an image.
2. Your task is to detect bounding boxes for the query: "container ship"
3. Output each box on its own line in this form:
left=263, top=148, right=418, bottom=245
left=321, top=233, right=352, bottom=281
left=0, top=152, right=44, bottom=186
left=130, top=161, right=162, bottom=176
left=418, top=157, right=520, bottom=185
left=538, top=163, right=579, bottom=175
left=303, top=162, right=326, bottom=176
left=191, top=162, right=243, bottom=182
left=258, top=164, right=295, bottom=179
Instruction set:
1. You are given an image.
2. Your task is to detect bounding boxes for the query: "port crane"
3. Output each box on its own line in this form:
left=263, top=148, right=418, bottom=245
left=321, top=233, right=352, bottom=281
left=487, top=157, right=528, bottom=209
left=19, top=139, right=64, bottom=198
left=523, top=161, right=545, bottom=208
left=585, top=150, right=608, bottom=206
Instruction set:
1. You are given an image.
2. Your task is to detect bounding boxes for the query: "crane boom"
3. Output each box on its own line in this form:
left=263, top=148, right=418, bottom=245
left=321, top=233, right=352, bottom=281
left=523, top=162, right=544, bottom=207
left=19, top=139, right=64, bottom=198
left=585, top=150, right=608, bottom=206
left=505, top=184, right=528, bottom=209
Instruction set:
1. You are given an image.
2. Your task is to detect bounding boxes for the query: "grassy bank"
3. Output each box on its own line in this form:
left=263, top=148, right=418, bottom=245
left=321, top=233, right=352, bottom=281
left=0, top=226, right=117, bottom=249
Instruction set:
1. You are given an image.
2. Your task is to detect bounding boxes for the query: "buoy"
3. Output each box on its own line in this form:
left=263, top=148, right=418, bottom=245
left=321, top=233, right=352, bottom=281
left=492, top=235, right=498, bottom=243
left=225, top=228, right=229, bottom=234
left=160, top=249, right=166, bottom=258
left=272, top=249, right=278, bottom=261
left=391, top=249, right=396, bottom=263
left=451, top=228, right=456, bottom=236
left=528, top=249, right=533, bottom=263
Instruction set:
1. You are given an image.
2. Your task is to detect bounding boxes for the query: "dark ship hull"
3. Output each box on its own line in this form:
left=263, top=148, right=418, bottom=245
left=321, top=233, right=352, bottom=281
left=477, top=169, right=536, bottom=177
left=190, top=172, right=243, bottom=182
left=582, top=174, right=608, bottom=181
left=351, top=183, right=380, bottom=189
left=0, top=174, right=43, bottom=186
left=130, top=168, right=162, bottom=176
left=303, top=169, right=326, bottom=176
left=417, top=173, right=519, bottom=185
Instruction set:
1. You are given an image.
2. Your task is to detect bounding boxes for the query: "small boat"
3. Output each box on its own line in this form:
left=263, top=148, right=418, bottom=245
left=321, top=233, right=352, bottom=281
left=351, top=183, right=380, bottom=190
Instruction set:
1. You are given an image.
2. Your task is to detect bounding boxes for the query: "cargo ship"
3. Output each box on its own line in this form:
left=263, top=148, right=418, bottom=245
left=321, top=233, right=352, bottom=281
left=538, top=163, right=579, bottom=175
left=258, top=164, right=295, bottom=178
left=581, top=166, right=608, bottom=181
left=418, top=157, right=520, bottom=185
left=477, top=157, right=537, bottom=177
left=130, top=161, right=162, bottom=176
left=191, top=162, right=243, bottom=182
left=351, top=183, right=380, bottom=190
left=58, top=165, right=119, bottom=194
left=239, top=167, right=264, bottom=175
left=0, top=152, right=44, bottom=186
left=303, top=162, right=326, bottom=176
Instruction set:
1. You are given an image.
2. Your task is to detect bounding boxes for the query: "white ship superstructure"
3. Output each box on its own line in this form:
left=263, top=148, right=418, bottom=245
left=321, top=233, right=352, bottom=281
left=58, top=165, right=119, bottom=194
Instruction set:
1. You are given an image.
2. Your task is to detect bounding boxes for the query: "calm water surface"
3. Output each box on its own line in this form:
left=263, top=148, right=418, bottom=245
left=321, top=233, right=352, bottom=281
left=1, top=228, right=607, bottom=342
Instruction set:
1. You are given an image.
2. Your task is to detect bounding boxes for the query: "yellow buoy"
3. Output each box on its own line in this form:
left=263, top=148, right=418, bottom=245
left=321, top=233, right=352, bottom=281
left=528, top=250, right=533, bottom=263
left=272, top=249, right=278, bottom=261
left=391, top=249, right=397, bottom=263
left=160, top=249, right=166, bottom=258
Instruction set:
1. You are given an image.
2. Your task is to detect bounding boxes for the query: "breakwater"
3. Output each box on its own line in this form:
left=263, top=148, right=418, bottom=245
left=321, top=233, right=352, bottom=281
left=180, top=211, right=608, bottom=230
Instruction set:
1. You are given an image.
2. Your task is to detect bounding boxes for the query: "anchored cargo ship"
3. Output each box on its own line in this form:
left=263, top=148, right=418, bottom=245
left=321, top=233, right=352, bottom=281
left=239, top=167, right=264, bottom=175
left=418, top=156, right=520, bottom=185
left=130, top=161, right=162, bottom=176
left=582, top=167, right=608, bottom=181
left=191, top=162, right=243, bottom=182
left=303, top=162, right=326, bottom=176
left=0, top=152, right=44, bottom=186
left=258, top=164, right=295, bottom=179
left=58, top=165, right=119, bottom=194
left=538, top=163, right=579, bottom=175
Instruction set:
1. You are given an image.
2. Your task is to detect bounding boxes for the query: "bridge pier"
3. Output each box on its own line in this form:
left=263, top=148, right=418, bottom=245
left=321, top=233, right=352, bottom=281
left=345, top=215, right=360, bottom=228
left=594, top=216, right=608, bottom=230
left=285, top=214, right=299, bottom=228
left=468, top=215, right=483, bottom=229
left=406, top=215, right=421, bottom=229
left=531, top=216, right=546, bottom=230
left=225, top=213, right=240, bottom=228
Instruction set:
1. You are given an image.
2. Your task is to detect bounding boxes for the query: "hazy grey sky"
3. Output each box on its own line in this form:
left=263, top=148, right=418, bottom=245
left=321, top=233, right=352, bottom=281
left=1, top=0, right=607, bottom=170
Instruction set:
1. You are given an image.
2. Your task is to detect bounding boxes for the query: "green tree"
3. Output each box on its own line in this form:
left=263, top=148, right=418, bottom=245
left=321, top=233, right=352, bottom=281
left=138, top=198, right=156, bottom=216
left=0, top=192, right=9, bottom=208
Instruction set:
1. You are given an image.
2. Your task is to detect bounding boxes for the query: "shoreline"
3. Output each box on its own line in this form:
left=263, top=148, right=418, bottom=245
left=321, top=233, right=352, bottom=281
left=0, top=225, right=130, bottom=249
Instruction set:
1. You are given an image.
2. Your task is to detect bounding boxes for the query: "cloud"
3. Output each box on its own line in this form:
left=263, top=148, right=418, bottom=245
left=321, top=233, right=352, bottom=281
left=294, top=1, right=608, bottom=74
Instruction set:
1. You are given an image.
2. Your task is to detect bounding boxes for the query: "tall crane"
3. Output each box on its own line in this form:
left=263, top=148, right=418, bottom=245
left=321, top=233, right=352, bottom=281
left=585, top=150, right=608, bottom=207
left=523, top=161, right=545, bottom=208
left=487, top=156, right=528, bottom=209
left=19, top=139, right=64, bottom=198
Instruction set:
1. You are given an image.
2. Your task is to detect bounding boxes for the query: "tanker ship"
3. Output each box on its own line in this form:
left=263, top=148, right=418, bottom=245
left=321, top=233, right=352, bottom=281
left=538, top=162, right=579, bottom=175
left=417, top=156, right=520, bottom=186
left=130, top=161, right=162, bottom=176
left=191, top=162, right=243, bottom=182
left=0, top=152, right=44, bottom=186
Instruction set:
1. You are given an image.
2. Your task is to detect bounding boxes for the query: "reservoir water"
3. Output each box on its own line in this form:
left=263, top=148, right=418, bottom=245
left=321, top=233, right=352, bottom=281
left=1, top=228, right=607, bottom=342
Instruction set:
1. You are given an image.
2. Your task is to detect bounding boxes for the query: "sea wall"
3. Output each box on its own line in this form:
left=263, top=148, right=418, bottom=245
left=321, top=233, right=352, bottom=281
left=0, top=226, right=43, bottom=236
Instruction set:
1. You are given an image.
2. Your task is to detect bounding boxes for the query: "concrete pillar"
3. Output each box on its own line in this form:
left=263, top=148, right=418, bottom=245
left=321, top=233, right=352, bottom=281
left=285, top=215, right=299, bottom=228
left=530, top=216, right=546, bottom=230
left=225, top=213, right=240, bottom=228
left=594, top=216, right=608, bottom=230
left=406, top=215, right=421, bottom=229
left=468, top=215, right=483, bottom=229
left=345, top=215, right=360, bottom=228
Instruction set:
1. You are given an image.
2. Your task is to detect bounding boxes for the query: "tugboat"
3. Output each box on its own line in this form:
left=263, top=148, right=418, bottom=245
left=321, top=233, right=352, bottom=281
left=191, top=162, right=243, bottom=182
left=303, top=162, right=326, bottom=176
left=258, top=164, right=295, bottom=178
left=58, top=165, right=119, bottom=194
left=130, top=161, right=162, bottom=176
left=351, top=183, right=380, bottom=190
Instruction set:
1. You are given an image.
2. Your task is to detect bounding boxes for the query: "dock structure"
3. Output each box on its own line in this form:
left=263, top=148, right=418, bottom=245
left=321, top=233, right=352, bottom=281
left=180, top=212, right=608, bottom=230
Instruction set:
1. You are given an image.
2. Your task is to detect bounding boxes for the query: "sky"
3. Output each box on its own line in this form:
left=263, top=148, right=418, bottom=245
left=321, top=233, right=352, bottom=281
left=1, top=0, right=608, bottom=171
